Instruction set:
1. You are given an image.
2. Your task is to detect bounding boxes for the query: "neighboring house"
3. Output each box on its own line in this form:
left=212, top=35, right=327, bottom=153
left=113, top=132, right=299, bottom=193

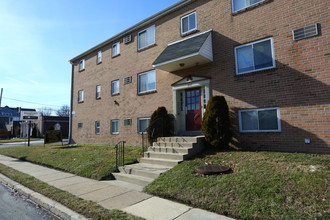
left=41, top=116, right=69, bottom=138
left=0, top=106, right=36, bottom=137
left=69, top=0, right=329, bottom=154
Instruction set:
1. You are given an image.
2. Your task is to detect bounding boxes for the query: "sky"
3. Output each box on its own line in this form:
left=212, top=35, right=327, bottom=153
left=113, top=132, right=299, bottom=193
left=0, top=0, right=179, bottom=112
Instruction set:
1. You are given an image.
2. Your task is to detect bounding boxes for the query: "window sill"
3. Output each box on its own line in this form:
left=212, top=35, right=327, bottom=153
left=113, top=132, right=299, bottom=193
left=138, top=44, right=157, bottom=52
left=96, top=97, right=101, bottom=100
left=78, top=69, right=85, bottom=72
left=111, top=133, right=119, bottom=135
left=240, top=130, right=281, bottom=133
left=232, top=0, right=272, bottom=16
left=112, top=54, right=120, bottom=59
left=137, top=90, right=157, bottom=96
left=97, top=61, right=102, bottom=65
left=78, top=101, right=84, bottom=104
left=181, top=29, right=198, bottom=37
left=111, top=93, right=120, bottom=97
left=234, top=67, right=277, bottom=77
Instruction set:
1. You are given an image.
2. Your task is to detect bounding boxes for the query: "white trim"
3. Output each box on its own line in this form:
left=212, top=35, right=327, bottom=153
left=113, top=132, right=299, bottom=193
left=138, top=25, right=155, bottom=50
left=180, top=11, right=197, bottom=35
left=235, top=37, right=275, bottom=75
left=111, top=120, right=119, bottom=134
left=97, top=51, right=102, bottom=63
left=137, top=70, right=156, bottom=94
left=78, top=90, right=84, bottom=102
left=79, top=59, right=85, bottom=71
left=112, top=42, right=120, bottom=57
left=168, top=29, right=212, bottom=46
left=238, top=107, right=281, bottom=133
left=231, top=0, right=266, bottom=13
left=138, top=117, right=150, bottom=134
left=96, top=85, right=101, bottom=99
left=111, top=80, right=120, bottom=95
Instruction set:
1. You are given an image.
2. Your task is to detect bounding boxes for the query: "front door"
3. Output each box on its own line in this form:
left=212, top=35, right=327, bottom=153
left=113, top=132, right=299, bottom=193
left=185, top=88, right=202, bottom=131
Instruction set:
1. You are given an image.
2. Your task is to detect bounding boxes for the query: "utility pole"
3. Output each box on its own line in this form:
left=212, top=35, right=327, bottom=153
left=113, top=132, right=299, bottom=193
left=0, top=88, right=3, bottom=107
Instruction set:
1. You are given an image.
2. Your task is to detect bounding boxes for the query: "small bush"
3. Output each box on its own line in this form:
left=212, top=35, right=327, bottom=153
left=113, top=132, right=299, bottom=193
left=201, top=96, right=232, bottom=148
left=148, top=106, right=172, bottom=143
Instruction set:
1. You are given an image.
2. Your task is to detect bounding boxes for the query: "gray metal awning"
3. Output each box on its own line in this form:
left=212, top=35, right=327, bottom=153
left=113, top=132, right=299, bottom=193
left=152, top=30, right=213, bottom=72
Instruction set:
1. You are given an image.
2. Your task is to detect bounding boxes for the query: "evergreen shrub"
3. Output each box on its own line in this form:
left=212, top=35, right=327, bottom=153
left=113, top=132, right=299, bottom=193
left=201, top=96, right=232, bottom=148
left=147, top=106, right=172, bottom=143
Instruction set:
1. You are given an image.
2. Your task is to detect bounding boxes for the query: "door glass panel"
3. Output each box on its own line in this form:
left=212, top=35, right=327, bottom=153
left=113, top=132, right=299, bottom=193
left=187, top=104, right=191, bottom=110
left=187, top=97, right=191, bottom=104
left=195, top=97, right=200, bottom=103
left=187, top=91, right=191, bottom=97
left=196, top=89, right=200, bottom=96
left=196, top=102, right=200, bottom=110
left=191, top=90, right=195, bottom=97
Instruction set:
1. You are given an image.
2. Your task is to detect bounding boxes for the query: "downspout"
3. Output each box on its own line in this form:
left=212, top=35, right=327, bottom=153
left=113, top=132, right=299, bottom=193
left=68, top=63, right=74, bottom=144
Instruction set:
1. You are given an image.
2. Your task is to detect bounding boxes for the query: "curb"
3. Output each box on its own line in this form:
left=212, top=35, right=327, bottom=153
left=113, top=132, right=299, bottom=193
left=0, top=173, right=88, bottom=220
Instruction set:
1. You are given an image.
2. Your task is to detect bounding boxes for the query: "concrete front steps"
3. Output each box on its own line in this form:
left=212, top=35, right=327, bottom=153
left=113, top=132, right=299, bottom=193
left=113, top=136, right=205, bottom=188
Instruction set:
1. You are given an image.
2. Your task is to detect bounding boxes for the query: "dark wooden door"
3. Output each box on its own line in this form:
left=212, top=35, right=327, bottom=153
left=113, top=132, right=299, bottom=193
left=185, top=88, right=202, bottom=131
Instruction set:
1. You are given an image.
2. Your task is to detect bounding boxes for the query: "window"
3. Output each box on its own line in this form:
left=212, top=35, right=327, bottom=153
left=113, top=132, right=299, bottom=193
left=138, top=70, right=156, bottom=94
left=78, top=123, right=83, bottom=128
left=97, top=51, right=102, bottom=63
left=111, top=120, right=119, bottom=134
left=239, top=107, right=281, bottom=132
left=124, top=119, right=132, bottom=126
left=138, top=25, right=155, bottom=50
left=111, top=80, right=119, bottom=95
left=138, top=118, right=150, bottom=134
left=112, top=42, right=120, bottom=57
left=79, top=59, right=85, bottom=71
left=78, top=90, right=84, bottom=103
left=232, top=0, right=265, bottom=13
left=95, top=121, right=100, bottom=134
left=235, top=37, right=275, bottom=75
left=181, top=12, right=197, bottom=35
left=124, top=76, right=132, bottom=85
left=96, top=85, right=101, bottom=99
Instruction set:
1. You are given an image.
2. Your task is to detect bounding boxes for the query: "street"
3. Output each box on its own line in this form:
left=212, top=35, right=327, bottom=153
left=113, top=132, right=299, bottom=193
left=0, top=183, right=60, bottom=220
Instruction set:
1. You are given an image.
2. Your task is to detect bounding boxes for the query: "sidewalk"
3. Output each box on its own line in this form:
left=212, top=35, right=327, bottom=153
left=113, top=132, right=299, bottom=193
left=0, top=154, right=233, bottom=220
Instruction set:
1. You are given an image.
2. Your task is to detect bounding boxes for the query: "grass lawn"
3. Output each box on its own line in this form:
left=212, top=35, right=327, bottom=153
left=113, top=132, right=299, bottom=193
left=144, top=150, right=329, bottom=220
left=0, top=144, right=142, bottom=180
left=0, top=163, right=142, bottom=220
left=0, top=138, right=39, bottom=143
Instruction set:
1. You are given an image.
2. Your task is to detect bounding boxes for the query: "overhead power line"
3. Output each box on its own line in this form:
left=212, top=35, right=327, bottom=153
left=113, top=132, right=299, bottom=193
left=2, top=96, right=63, bottom=108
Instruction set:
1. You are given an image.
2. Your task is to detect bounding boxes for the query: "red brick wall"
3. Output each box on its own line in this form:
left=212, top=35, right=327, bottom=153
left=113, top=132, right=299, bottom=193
left=71, top=0, right=329, bottom=153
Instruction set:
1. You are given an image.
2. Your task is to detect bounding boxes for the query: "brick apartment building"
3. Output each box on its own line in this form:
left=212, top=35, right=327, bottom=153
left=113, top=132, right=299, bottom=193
left=69, top=0, right=329, bottom=154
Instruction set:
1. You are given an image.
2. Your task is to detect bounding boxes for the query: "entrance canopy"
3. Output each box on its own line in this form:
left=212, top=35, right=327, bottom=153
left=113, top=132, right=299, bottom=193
left=152, top=30, right=213, bottom=72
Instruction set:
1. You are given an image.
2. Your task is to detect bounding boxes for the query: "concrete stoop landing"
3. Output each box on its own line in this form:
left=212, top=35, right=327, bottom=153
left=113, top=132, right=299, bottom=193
left=113, top=136, right=205, bottom=188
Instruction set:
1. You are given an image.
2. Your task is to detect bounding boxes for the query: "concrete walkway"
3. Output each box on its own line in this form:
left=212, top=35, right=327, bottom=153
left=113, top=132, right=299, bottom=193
left=0, top=154, right=233, bottom=220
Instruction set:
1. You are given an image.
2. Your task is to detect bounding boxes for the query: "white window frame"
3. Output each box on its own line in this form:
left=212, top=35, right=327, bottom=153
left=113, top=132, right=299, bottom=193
left=96, top=85, right=101, bottom=99
left=234, top=37, right=275, bottom=75
left=78, top=90, right=84, bottom=103
left=138, top=70, right=156, bottom=94
left=112, top=42, right=120, bottom=57
left=95, top=121, right=100, bottom=134
left=79, top=59, right=85, bottom=71
left=238, top=107, right=281, bottom=133
left=231, top=0, right=265, bottom=13
left=111, top=80, right=120, bottom=95
left=97, top=51, right=102, bottom=63
left=138, top=25, right=155, bottom=50
left=138, top=117, right=150, bottom=134
left=111, top=120, right=119, bottom=134
left=180, top=12, right=197, bottom=35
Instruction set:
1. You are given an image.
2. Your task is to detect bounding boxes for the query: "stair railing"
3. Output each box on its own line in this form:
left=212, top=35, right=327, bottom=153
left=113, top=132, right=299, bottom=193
left=114, top=141, right=126, bottom=171
left=141, top=117, right=167, bottom=157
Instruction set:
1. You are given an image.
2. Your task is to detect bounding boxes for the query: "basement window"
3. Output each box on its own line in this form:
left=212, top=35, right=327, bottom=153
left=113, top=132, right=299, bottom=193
left=239, top=107, right=281, bottom=132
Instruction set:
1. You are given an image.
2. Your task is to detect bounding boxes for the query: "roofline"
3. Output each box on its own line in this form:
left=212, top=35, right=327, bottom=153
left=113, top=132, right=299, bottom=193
left=69, top=0, right=196, bottom=64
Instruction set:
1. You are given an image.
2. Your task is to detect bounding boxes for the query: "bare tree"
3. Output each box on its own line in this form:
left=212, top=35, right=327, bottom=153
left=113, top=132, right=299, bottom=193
left=38, top=107, right=53, bottom=116
left=55, top=105, right=70, bottom=117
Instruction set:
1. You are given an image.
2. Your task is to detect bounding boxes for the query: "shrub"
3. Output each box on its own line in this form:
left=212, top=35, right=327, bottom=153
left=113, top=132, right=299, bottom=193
left=148, top=106, right=172, bottom=143
left=32, top=127, right=37, bottom=138
left=201, top=96, right=232, bottom=148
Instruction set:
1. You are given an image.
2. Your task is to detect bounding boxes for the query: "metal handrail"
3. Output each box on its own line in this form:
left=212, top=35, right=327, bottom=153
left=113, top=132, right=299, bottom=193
left=114, top=141, right=125, bottom=171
